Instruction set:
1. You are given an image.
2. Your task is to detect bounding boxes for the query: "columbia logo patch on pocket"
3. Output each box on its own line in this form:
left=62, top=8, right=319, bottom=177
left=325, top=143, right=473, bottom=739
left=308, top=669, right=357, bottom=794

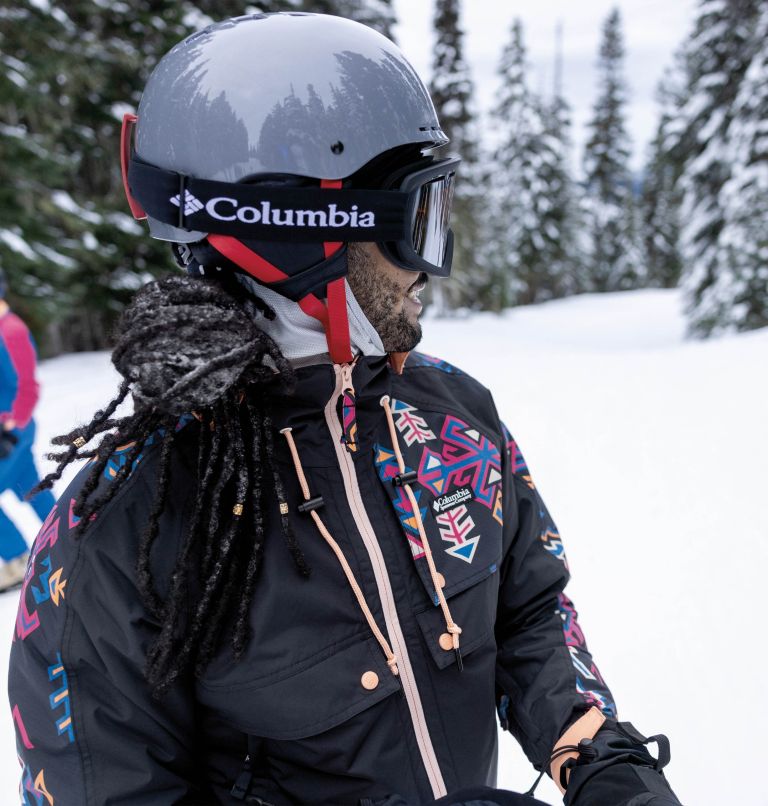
left=431, top=486, right=474, bottom=514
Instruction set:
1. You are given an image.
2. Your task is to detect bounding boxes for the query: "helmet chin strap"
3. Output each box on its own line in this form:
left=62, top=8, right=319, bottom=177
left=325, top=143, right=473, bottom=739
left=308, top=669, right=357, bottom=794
left=207, top=179, right=354, bottom=365
left=319, top=179, right=353, bottom=365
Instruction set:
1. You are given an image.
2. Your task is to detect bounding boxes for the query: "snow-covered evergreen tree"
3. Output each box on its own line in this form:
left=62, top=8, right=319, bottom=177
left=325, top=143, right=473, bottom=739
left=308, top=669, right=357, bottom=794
left=641, top=72, right=684, bottom=289
left=0, top=0, right=294, bottom=353
left=429, top=0, right=482, bottom=310
left=539, top=55, right=582, bottom=300
left=0, top=2, right=77, bottom=345
left=486, top=19, right=577, bottom=307
left=582, top=8, right=642, bottom=292
left=668, top=0, right=763, bottom=335
left=693, top=4, right=768, bottom=332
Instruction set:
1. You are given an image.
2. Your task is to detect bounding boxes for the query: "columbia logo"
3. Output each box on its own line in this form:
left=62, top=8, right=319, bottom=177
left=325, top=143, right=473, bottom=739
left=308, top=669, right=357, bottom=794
left=170, top=192, right=204, bottom=216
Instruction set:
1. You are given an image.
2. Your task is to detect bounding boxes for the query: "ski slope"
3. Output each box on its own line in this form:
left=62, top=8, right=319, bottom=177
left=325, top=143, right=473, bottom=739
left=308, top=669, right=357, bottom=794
left=1, top=288, right=765, bottom=805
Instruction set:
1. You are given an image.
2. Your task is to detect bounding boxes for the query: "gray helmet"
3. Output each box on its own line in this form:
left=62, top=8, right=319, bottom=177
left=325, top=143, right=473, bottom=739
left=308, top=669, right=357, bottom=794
left=133, top=12, right=447, bottom=243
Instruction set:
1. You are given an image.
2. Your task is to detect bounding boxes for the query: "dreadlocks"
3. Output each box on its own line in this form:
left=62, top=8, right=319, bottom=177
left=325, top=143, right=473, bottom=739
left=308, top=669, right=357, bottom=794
left=33, top=275, right=309, bottom=696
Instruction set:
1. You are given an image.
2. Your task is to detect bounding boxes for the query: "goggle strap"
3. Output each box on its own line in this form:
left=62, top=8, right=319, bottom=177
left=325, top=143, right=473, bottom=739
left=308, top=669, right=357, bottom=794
left=127, top=155, right=409, bottom=242
left=121, top=114, right=147, bottom=220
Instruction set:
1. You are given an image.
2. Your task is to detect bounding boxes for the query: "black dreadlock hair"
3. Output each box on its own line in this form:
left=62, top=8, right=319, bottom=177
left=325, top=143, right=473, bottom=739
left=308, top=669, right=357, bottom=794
left=33, top=274, right=309, bottom=696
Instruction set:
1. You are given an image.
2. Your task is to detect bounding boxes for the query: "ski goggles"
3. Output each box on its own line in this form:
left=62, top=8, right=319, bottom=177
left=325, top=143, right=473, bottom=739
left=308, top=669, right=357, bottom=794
left=378, top=156, right=458, bottom=277
left=123, top=138, right=459, bottom=276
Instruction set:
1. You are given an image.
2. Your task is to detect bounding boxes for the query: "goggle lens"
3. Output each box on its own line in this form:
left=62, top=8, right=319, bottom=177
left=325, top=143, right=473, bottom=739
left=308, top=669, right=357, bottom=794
left=411, top=172, right=455, bottom=268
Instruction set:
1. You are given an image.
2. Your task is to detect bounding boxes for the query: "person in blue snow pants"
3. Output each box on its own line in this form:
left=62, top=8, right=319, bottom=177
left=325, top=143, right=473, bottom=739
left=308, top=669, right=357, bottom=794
left=0, top=269, right=55, bottom=590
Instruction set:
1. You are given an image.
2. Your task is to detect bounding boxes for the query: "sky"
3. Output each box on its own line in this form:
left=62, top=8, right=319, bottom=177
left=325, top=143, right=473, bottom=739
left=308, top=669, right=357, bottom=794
left=392, top=0, right=698, bottom=172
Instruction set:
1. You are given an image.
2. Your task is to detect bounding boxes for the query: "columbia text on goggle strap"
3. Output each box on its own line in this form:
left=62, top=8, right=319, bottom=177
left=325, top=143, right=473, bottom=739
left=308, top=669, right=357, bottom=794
left=127, top=156, right=458, bottom=266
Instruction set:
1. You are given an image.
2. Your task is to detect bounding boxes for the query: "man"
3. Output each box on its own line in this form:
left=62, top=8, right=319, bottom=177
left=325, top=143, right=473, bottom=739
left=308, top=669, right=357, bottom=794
left=8, top=14, right=682, bottom=806
left=0, top=269, right=55, bottom=592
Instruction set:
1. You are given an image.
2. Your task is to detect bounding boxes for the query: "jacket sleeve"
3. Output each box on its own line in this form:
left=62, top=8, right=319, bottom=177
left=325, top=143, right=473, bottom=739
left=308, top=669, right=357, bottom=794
left=494, top=424, right=616, bottom=770
left=0, top=313, right=40, bottom=428
left=8, top=458, right=210, bottom=805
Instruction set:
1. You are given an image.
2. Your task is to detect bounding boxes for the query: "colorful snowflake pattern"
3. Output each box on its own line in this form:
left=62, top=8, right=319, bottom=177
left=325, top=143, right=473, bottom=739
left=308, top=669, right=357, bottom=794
left=418, top=416, right=503, bottom=512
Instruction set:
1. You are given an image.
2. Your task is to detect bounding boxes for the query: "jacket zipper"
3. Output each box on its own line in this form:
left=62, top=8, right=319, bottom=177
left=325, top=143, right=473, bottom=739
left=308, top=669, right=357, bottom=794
left=324, top=363, right=447, bottom=800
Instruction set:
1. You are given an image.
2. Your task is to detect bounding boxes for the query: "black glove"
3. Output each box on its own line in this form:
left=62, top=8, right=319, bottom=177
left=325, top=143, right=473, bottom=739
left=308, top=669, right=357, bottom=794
left=562, top=720, right=682, bottom=806
left=361, top=787, right=548, bottom=806
left=435, top=786, right=550, bottom=805
left=0, top=430, right=18, bottom=459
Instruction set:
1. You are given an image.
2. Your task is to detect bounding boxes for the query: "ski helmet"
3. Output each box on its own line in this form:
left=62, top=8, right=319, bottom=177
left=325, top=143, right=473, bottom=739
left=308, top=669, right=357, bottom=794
left=121, top=13, right=458, bottom=362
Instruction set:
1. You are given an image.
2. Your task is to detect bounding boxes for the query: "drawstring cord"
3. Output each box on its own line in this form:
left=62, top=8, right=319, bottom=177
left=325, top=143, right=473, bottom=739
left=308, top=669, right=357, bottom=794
left=280, top=427, right=399, bottom=677
left=380, top=395, right=463, bottom=669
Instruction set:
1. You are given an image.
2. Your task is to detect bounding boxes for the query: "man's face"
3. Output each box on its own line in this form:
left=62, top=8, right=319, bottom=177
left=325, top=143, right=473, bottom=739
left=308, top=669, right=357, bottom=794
left=346, top=242, right=428, bottom=353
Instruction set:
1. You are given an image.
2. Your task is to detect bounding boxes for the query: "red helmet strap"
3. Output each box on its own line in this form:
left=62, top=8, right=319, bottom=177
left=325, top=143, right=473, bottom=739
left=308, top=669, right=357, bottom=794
left=320, top=179, right=353, bottom=365
left=207, top=231, right=354, bottom=365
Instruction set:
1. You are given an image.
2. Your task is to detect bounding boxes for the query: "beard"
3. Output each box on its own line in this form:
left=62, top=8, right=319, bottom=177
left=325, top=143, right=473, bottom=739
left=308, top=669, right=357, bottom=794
left=346, top=243, right=425, bottom=354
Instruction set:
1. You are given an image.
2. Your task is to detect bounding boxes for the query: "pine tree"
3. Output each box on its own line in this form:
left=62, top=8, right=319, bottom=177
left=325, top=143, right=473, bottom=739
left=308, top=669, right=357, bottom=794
left=429, top=0, right=482, bottom=310
left=539, top=29, right=582, bottom=300
left=0, top=1, right=295, bottom=354
left=668, top=0, right=762, bottom=335
left=695, top=5, right=768, bottom=332
left=485, top=19, right=577, bottom=307
left=0, top=2, right=79, bottom=346
left=582, top=8, right=641, bottom=292
left=641, top=72, right=684, bottom=289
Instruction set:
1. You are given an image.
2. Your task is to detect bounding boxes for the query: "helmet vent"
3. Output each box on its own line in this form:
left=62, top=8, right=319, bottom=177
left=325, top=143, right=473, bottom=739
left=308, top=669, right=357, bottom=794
left=331, top=141, right=345, bottom=155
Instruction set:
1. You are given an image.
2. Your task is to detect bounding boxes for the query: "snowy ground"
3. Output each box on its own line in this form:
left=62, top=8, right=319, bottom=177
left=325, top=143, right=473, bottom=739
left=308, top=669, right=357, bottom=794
left=1, top=288, right=766, bottom=805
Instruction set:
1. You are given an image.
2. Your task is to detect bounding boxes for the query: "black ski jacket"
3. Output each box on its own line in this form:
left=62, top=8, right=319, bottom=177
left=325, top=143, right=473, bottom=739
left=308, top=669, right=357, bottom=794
left=8, top=353, right=615, bottom=805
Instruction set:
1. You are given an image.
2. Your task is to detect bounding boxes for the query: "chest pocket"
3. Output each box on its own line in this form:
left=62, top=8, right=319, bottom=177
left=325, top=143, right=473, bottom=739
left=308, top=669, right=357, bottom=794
left=374, top=400, right=504, bottom=669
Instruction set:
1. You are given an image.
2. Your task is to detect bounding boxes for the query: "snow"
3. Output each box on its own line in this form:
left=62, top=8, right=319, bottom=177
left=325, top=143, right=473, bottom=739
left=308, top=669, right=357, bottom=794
left=0, top=231, right=36, bottom=261
left=50, top=190, right=102, bottom=225
left=1, top=291, right=766, bottom=804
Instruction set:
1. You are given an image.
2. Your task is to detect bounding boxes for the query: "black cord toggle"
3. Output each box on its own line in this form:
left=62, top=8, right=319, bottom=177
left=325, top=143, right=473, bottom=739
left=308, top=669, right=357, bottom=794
left=392, top=470, right=418, bottom=487
left=297, top=496, right=325, bottom=513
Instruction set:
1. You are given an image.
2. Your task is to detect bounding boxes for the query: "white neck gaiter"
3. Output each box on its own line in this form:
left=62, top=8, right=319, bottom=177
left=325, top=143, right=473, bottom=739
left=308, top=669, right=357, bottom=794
left=237, top=274, right=385, bottom=365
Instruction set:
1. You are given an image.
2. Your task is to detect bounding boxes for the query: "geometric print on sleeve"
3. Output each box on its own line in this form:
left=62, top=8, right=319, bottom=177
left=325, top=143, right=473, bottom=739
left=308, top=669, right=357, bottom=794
left=16, top=507, right=65, bottom=642
left=103, top=416, right=193, bottom=480
left=501, top=422, right=535, bottom=489
left=21, top=761, right=55, bottom=806
left=47, top=652, right=74, bottom=744
left=557, top=593, right=616, bottom=717
left=540, top=528, right=568, bottom=567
